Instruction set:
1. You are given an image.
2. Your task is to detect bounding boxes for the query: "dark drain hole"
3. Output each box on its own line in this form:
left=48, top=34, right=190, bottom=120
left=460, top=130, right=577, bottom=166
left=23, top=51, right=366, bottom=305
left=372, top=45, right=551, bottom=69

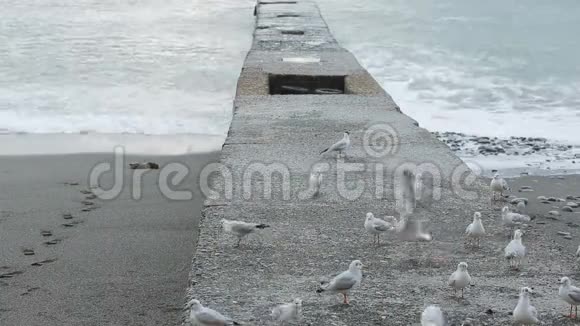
left=269, top=75, right=345, bottom=95
left=277, top=14, right=300, bottom=17
left=281, top=30, right=305, bottom=35
left=260, top=1, right=298, bottom=4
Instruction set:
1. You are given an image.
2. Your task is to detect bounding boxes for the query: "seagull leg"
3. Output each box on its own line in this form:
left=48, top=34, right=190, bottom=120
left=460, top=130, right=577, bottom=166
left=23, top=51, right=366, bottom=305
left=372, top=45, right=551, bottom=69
left=235, top=238, right=241, bottom=248
left=461, top=288, right=464, bottom=298
left=575, top=305, right=578, bottom=319
left=570, top=305, right=573, bottom=318
left=342, top=293, right=349, bottom=304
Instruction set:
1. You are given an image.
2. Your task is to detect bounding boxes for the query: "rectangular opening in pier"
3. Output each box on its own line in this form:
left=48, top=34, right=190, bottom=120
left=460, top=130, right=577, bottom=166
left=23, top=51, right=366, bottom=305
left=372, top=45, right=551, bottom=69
left=281, top=30, right=304, bottom=35
left=269, top=74, right=345, bottom=95
left=259, top=1, right=297, bottom=4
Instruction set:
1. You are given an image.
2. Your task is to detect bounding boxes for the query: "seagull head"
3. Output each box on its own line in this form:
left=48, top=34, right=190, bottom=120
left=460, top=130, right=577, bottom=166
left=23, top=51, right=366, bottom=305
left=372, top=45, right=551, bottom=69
left=293, top=298, right=303, bottom=306
left=560, top=276, right=572, bottom=286
left=493, top=173, right=500, bottom=179
left=513, top=229, right=523, bottom=239
left=501, top=206, right=510, bottom=215
left=520, top=287, right=534, bottom=296
left=185, top=299, right=202, bottom=310
left=365, top=212, right=374, bottom=221
left=473, top=212, right=482, bottom=220
left=349, top=260, right=363, bottom=271
left=457, top=262, right=468, bottom=271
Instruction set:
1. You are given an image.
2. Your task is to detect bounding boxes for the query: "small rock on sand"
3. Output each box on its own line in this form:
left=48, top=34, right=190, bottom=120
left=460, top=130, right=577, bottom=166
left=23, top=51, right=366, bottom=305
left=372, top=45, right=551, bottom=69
left=568, top=202, right=579, bottom=208
left=549, top=211, right=561, bottom=216
left=563, top=206, right=574, bottom=212
left=537, top=196, right=548, bottom=201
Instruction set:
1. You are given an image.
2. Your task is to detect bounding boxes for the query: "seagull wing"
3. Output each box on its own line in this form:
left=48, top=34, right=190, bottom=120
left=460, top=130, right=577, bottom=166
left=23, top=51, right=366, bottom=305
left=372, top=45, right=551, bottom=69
left=568, top=287, right=580, bottom=304
left=327, top=271, right=358, bottom=291
left=195, top=308, right=230, bottom=325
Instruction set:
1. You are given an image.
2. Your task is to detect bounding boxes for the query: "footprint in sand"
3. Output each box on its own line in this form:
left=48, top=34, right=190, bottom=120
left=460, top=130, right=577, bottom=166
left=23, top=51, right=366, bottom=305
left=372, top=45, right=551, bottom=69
left=44, top=238, right=62, bottom=246
left=0, top=270, right=24, bottom=279
left=22, top=248, right=35, bottom=256
left=40, top=230, right=53, bottom=237
left=31, top=258, right=58, bottom=267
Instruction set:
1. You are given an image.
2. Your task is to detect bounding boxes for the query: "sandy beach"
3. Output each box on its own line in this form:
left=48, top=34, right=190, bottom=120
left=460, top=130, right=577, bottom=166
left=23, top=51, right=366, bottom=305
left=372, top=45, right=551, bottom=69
left=0, top=151, right=217, bottom=325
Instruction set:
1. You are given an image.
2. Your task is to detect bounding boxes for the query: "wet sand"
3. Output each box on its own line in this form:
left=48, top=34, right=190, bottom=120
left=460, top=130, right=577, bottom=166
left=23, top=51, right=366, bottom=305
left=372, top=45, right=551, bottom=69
left=0, top=152, right=217, bottom=325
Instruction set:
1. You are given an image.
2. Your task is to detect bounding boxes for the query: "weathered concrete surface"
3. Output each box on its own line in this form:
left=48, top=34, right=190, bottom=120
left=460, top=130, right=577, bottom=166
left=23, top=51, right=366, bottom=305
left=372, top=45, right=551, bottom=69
left=185, top=1, right=580, bottom=325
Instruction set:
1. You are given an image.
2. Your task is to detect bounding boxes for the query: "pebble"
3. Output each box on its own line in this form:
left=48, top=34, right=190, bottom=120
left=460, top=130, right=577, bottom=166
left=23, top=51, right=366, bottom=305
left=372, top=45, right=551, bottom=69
left=565, top=235, right=573, bottom=240
left=558, top=231, right=571, bottom=236
left=549, top=211, right=561, bottom=216
left=563, top=206, right=574, bottom=212
left=548, top=197, right=558, bottom=202
left=520, top=189, right=534, bottom=192
left=537, top=196, right=548, bottom=201
left=567, top=195, right=577, bottom=200
left=568, top=202, right=580, bottom=208
left=541, top=200, right=551, bottom=204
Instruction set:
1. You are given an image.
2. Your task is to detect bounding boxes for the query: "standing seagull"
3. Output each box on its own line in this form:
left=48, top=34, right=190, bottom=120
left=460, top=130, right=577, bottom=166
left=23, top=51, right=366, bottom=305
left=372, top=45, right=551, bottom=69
left=320, top=131, right=350, bottom=158
left=559, top=277, right=580, bottom=319
left=505, top=229, right=526, bottom=269
left=316, top=260, right=363, bottom=304
left=221, top=218, right=270, bottom=247
left=513, top=287, right=539, bottom=325
left=465, top=212, right=486, bottom=247
left=490, top=173, right=510, bottom=200
left=186, top=299, right=240, bottom=326
left=392, top=169, right=432, bottom=241
left=364, top=212, right=394, bottom=245
left=271, top=298, right=302, bottom=324
left=448, top=262, right=471, bottom=298
left=421, top=305, right=446, bottom=326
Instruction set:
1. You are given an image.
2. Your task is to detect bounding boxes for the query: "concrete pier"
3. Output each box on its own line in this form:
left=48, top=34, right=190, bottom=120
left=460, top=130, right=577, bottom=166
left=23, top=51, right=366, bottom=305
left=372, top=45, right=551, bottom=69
left=182, top=1, right=561, bottom=325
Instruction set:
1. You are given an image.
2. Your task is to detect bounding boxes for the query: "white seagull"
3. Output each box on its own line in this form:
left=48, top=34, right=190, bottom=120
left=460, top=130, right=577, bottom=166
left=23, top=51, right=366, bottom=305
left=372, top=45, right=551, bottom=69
left=516, top=200, right=527, bottom=214
left=364, top=212, right=394, bottom=245
left=502, top=206, right=530, bottom=233
left=320, top=131, right=350, bottom=158
left=391, top=169, right=432, bottom=241
left=186, top=299, right=240, bottom=326
left=421, top=305, right=446, bottom=326
left=271, top=298, right=302, bottom=324
left=221, top=218, right=270, bottom=247
left=513, top=287, right=539, bottom=325
left=308, top=170, right=323, bottom=197
left=465, top=212, right=485, bottom=247
left=316, top=260, right=363, bottom=304
left=559, top=276, right=580, bottom=319
left=505, top=229, right=526, bottom=269
left=448, top=262, right=471, bottom=298
left=490, top=173, right=510, bottom=200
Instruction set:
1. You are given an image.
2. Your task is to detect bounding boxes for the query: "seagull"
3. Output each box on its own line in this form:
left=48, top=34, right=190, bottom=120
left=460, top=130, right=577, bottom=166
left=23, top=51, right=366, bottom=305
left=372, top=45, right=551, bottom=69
left=221, top=219, right=270, bottom=247
left=186, top=299, right=240, bottom=326
left=421, top=305, right=446, bottom=326
left=316, top=260, right=363, bottom=304
left=490, top=173, right=510, bottom=200
left=308, top=171, right=323, bottom=198
left=364, top=212, right=394, bottom=245
left=465, top=212, right=485, bottom=247
left=505, top=229, right=526, bottom=269
left=502, top=206, right=530, bottom=234
left=559, top=276, right=580, bottom=319
left=391, top=169, right=432, bottom=241
left=513, top=287, right=539, bottom=325
left=271, top=298, right=302, bottom=324
left=448, top=262, right=471, bottom=298
left=320, top=131, right=350, bottom=158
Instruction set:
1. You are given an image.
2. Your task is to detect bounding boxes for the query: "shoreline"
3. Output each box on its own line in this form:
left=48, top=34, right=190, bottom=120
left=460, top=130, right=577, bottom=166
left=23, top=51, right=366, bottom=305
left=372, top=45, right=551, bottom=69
left=0, top=151, right=218, bottom=325
left=0, top=133, right=225, bottom=156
